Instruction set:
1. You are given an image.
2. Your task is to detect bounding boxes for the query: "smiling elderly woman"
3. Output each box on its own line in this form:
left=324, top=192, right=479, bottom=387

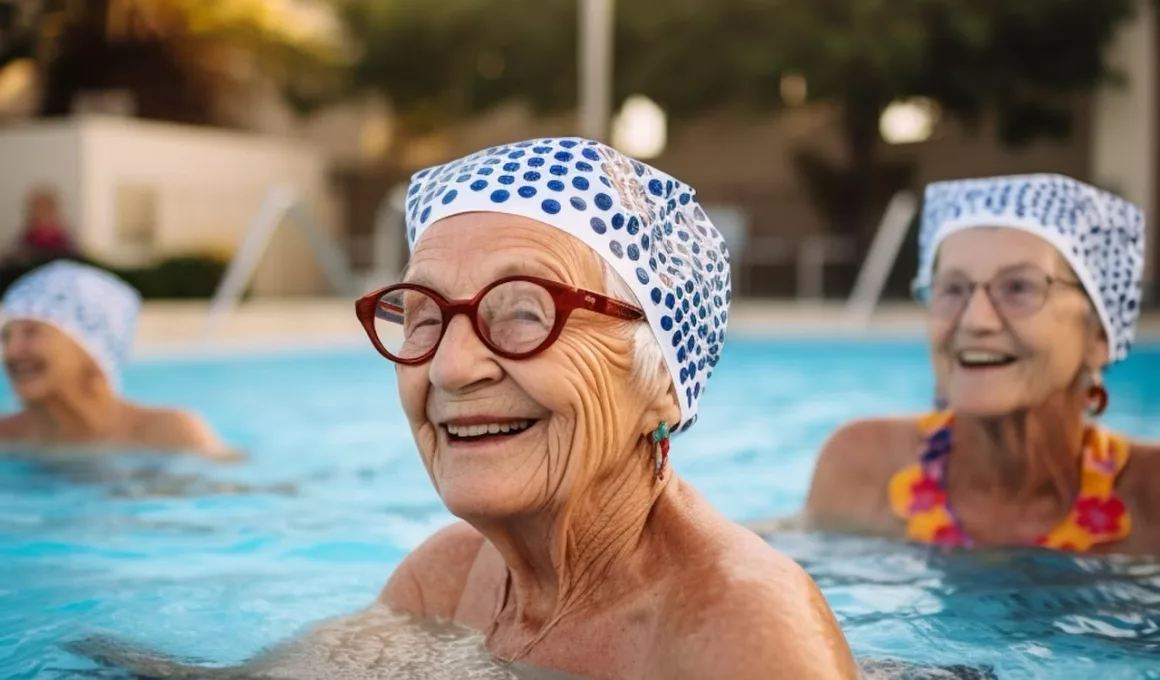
left=805, top=174, right=1160, bottom=554
left=0, top=261, right=230, bottom=458
left=352, top=138, right=856, bottom=679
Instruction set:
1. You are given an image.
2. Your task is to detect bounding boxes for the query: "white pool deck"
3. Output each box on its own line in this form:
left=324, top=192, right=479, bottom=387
left=131, top=298, right=1160, bottom=358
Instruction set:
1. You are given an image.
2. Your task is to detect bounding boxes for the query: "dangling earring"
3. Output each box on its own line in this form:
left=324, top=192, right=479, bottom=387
left=651, top=420, right=671, bottom=481
left=1087, top=372, right=1109, bottom=417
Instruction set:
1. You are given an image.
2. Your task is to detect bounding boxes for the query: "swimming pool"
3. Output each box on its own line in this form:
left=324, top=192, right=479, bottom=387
left=2, top=337, right=1159, bottom=678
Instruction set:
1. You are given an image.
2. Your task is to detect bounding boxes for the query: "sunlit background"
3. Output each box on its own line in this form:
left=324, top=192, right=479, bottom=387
left=0, top=0, right=1155, bottom=313
left=2, top=2, right=1160, bottom=678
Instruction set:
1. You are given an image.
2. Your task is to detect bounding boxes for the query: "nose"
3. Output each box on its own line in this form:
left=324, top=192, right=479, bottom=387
left=427, top=315, right=503, bottom=393
left=958, top=284, right=1004, bottom=333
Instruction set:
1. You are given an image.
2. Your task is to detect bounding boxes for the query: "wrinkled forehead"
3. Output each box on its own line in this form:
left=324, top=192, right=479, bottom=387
left=934, top=226, right=1072, bottom=277
left=405, top=212, right=604, bottom=292
left=1, top=317, right=50, bottom=336
left=1, top=318, right=85, bottom=357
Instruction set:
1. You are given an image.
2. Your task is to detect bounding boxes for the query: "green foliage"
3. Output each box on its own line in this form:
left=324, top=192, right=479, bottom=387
left=338, top=0, right=579, bottom=134
left=115, top=255, right=230, bottom=299
left=773, top=0, right=1138, bottom=239
left=335, top=0, right=1143, bottom=246
left=340, top=0, right=1139, bottom=146
left=773, top=0, right=1138, bottom=145
left=23, top=0, right=347, bottom=127
left=0, top=254, right=229, bottom=300
left=614, top=0, right=786, bottom=115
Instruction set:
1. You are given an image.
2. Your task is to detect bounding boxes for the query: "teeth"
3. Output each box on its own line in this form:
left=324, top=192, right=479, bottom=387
left=446, top=420, right=533, bottom=438
left=959, top=351, right=1013, bottom=365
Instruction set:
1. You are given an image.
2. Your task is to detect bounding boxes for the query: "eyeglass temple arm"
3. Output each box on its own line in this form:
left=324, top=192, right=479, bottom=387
left=376, top=299, right=405, bottom=324
left=585, top=293, right=645, bottom=320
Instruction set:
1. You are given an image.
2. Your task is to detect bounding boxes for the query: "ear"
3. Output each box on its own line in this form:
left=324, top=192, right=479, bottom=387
left=1083, top=313, right=1109, bottom=372
left=81, top=361, right=111, bottom=397
left=638, top=384, right=681, bottom=441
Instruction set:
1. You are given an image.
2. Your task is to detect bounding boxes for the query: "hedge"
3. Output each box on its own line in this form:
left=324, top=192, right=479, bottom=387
left=0, top=254, right=230, bottom=299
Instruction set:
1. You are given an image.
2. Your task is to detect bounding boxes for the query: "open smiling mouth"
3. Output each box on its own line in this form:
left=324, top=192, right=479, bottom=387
left=443, top=420, right=539, bottom=443
left=5, top=359, right=45, bottom=382
left=957, top=351, right=1018, bottom=369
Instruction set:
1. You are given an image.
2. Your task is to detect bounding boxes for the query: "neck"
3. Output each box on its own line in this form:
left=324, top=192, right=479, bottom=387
left=949, top=389, right=1089, bottom=508
left=27, top=383, right=122, bottom=443
left=477, top=437, right=666, bottom=658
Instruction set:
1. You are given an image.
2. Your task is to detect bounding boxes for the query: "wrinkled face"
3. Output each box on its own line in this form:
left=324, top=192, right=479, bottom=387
left=928, top=228, right=1107, bottom=416
left=2, top=319, right=102, bottom=404
left=397, top=213, right=674, bottom=521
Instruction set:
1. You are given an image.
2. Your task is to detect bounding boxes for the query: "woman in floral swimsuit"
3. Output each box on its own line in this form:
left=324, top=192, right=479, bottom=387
left=804, top=174, right=1160, bottom=556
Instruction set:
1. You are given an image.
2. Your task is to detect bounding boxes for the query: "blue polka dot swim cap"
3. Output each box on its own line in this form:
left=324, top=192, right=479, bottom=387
left=918, top=174, right=1145, bottom=365
left=405, top=137, right=732, bottom=433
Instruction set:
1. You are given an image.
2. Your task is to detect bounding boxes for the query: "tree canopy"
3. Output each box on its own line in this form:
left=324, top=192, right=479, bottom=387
left=340, top=0, right=1142, bottom=236
left=342, top=0, right=1138, bottom=139
left=337, top=0, right=579, bottom=133
left=2, top=0, right=347, bottom=126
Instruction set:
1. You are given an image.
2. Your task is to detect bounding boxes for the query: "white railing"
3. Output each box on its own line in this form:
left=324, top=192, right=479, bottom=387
left=200, top=185, right=361, bottom=343
left=795, top=235, right=857, bottom=303
left=363, top=183, right=408, bottom=290
left=843, top=190, right=919, bottom=325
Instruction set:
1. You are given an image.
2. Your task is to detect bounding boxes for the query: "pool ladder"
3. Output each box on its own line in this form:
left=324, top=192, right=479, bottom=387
left=199, top=185, right=366, bottom=344
left=843, top=190, right=920, bottom=327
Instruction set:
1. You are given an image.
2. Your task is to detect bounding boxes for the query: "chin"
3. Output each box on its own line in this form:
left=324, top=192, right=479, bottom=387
left=10, top=383, right=48, bottom=406
left=945, top=393, right=1024, bottom=418
left=435, top=477, right=533, bottom=522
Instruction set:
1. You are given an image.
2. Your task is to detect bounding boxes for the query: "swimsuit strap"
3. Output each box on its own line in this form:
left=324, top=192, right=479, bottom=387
left=888, top=412, right=1132, bottom=551
left=1035, top=428, right=1132, bottom=551
left=888, top=411, right=966, bottom=547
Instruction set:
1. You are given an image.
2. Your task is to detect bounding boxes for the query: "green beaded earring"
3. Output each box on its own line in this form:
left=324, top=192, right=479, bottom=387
left=651, top=421, right=671, bottom=480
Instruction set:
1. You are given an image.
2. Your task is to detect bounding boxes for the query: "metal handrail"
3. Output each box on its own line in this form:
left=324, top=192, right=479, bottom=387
left=843, top=190, right=919, bottom=325
left=200, top=185, right=361, bottom=343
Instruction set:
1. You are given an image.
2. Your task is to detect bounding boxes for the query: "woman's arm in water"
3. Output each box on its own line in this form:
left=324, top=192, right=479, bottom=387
left=802, top=417, right=918, bottom=534
left=742, top=514, right=807, bottom=535
left=137, top=408, right=244, bottom=462
left=741, top=419, right=906, bottom=537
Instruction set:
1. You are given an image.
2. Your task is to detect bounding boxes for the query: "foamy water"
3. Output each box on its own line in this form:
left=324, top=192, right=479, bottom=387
left=72, top=604, right=583, bottom=679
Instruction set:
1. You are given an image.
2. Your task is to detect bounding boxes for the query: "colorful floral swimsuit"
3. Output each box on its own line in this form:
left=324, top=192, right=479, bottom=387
left=889, top=411, right=1132, bottom=551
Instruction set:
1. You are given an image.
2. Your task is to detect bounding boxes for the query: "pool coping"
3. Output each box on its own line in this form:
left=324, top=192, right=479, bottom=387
left=131, top=298, right=1160, bottom=359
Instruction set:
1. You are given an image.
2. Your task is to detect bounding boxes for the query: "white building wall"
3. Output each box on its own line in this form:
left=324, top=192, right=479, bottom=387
left=1091, top=3, right=1157, bottom=283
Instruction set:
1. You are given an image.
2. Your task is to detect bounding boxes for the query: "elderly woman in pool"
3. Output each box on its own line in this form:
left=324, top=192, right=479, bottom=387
left=351, top=139, right=856, bottom=679
left=806, top=174, right=1160, bottom=555
left=0, top=261, right=232, bottom=459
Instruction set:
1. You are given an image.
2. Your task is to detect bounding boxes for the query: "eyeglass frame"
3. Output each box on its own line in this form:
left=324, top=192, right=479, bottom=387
left=355, top=275, right=646, bottom=365
left=910, top=265, right=1085, bottom=319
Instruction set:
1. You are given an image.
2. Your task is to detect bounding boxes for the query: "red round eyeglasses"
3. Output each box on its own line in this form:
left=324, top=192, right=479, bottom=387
left=355, top=275, right=645, bottom=364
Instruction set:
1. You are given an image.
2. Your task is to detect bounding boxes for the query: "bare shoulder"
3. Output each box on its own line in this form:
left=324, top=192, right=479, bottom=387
left=662, top=527, right=858, bottom=680
left=379, top=521, right=486, bottom=618
left=804, top=416, right=922, bottom=532
left=131, top=406, right=237, bottom=461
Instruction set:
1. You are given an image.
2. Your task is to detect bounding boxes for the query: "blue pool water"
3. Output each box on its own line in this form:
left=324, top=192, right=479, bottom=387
left=2, top=337, right=1160, bottom=679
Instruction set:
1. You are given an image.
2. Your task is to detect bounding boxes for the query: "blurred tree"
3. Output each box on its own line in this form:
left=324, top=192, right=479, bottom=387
left=769, top=0, right=1140, bottom=242
left=13, top=0, right=347, bottom=126
left=338, top=0, right=579, bottom=137
left=338, top=0, right=791, bottom=133
left=341, top=0, right=1138, bottom=237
